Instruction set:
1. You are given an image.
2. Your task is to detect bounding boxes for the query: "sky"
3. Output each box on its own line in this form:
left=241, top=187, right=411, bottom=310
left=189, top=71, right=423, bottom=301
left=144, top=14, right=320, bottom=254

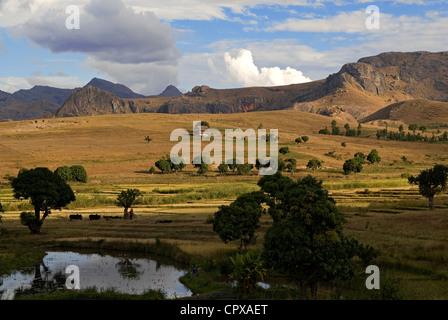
left=0, top=0, right=447, bottom=95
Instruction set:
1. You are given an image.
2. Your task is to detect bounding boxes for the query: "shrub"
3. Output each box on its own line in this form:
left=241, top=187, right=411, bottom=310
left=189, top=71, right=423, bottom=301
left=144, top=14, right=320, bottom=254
left=279, top=147, right=290, bottom=155
left=343, top=158, right=363, bottom=174
left=319, top=128, right=331, bottom=135
left=54, top=166, right=73, bottom=181
left=218, top=163, right=228, bottom=174
left=70, top=165, right=88, bottom=183
left=367, top=149, right=381, bottom=164
left=306, top=159, right=322, bottom=172
left=301, top=136, right=309, bottom=143
left=230, top=251, right=266, bottom=295
left=149, top=166, right=156, bottom=174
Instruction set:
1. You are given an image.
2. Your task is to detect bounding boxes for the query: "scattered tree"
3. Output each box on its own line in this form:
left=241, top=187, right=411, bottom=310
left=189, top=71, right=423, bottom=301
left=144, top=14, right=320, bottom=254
left=295, top=137, right=302, bottom=144
left=286, top=158, right=297, bottom=175
left=218, top=163, right=229, bottom=175
left=236, top=163, right=253, bottom=175
left=306, top=159, right=322, bottom=172
left=54, top=166, right=73, bottom=182
left=408, top=124, right=418, bottom=131
left=367, top=149, right=381, bottom=164
left=70, top=165, right=88, bottom=183
left=343, top=158, right=363, bottom=175
left=144, top=135, right=152, bottom=143
left=11, top=167, right=76, bottom=234
left=301, top=136, right=309, bottom=143
left=279, top=147, right=290, bottom=155
left=149, top=166, right=156, bottom=174
left=155, top=159, right=172, bottom=174
left=213, top=191, right=267, bottom=252
left=318, top=128, right=331, bottom=135
left=408, top=164, right=448, bottom=210
left=116, top=189, right=142, bottom=219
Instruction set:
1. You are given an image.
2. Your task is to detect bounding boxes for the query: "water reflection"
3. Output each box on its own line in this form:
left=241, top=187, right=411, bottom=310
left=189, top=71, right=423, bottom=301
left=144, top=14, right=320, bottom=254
left=0, top=251, right=192, bottom=300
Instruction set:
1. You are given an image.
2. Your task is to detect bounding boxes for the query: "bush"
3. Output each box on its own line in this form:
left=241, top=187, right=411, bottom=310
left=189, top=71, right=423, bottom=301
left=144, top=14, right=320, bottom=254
left=54, top=166, right=73, bottom=181
left=230, top=251, right=266, bottom=295
left=343, top=158, right=363, bottom=175
left=279, top=147, right=290, bottom=155
left=149, top=166, right=156, bottom=174
left=306, top=159, right=322, bottom=172
left=70, top=165, right=88, bottom=182
left=301, top=136, right=309, bottom=142
left=367, top=149, right=381, bottom=164
left=155, top=159, right=172, bottom=174
left=218, top=163, right=228, bottom=174
left=318, top=128, right=331, bottom=135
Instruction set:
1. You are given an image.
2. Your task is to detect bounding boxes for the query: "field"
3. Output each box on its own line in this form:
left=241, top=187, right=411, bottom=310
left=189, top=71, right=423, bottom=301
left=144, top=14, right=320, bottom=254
left=1, top=110, right=448, bottom=300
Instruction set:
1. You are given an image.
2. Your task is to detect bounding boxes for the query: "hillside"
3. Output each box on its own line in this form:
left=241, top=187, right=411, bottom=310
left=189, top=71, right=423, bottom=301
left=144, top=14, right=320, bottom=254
left=359, top=99, right=448, bottom=125
left=1, top=110, right=447, bottom=184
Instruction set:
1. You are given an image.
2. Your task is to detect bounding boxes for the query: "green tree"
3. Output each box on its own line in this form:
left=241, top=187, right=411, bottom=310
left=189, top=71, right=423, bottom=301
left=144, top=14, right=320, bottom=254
left=54, top=166, right=73, bottom=182
left=408, top=124, right=418, bottom=131
left=70, top=165, right=88, bottom=183
left=319, top=128, right=331, bottom=135
left=295, top=137, right=302, bottom=144
left=301, top=136, right=309, bottom=143
left=399, top=124, right=404, bottom=132
left=197, top=162, right=209, bottom=174
left=408, top=164, right=448, bottom=210
left=279, top=147, right=290, bottom=155
left=149, top=166, right=156, bottom=174
left=218, top=163, right=229, bottom=174
left=367, top=149, right=381, bottom=164
left=286, top=158, right=297, bottom=175
left=236, top=163, right=253, bottom=175
left=11, top=167, right=76, bottom=234
left=260, top=173, right=373, bottom=299
left=230, top=251, right=266, bottom=295
left=213, top=192, right=266, bottom=251
left=144, top=135, right=152, bottom=143
left=343, top=158, right=363, bottom=175
left=306, top=159, right=322, bottom=172
left=155, top=159, right=172, bottom=173
left=354, top=152, right=366, bottom=163
left=116, top=189, right=142, bottom=219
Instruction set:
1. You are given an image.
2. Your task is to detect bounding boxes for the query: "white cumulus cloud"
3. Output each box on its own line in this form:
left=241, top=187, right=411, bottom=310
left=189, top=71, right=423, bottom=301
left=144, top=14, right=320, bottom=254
left=224, top=49, right=311, bottom=87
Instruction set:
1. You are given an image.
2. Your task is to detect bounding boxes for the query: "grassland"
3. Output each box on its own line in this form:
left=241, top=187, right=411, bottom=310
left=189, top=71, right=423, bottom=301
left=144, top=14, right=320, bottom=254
left=1, top=110, right=448, bottom=300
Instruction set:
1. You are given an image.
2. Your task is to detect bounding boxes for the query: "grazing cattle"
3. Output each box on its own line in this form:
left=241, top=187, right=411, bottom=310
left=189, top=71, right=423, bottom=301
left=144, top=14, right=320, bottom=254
left=103, top=215, right=123, bottom=220
left=89, top=214, right=101, bottom=220
left=69, top=214, right=82, bottom=221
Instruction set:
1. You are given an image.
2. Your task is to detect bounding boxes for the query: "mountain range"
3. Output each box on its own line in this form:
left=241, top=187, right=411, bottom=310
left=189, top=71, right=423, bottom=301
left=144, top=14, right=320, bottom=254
left=0, top=78, right=182, bottom=121
left=2, top=51, right=448, bottom=124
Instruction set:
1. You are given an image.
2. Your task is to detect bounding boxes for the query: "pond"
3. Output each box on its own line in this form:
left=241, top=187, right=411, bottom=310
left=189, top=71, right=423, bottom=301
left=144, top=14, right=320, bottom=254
left=0, top=251, right=193, bottom=300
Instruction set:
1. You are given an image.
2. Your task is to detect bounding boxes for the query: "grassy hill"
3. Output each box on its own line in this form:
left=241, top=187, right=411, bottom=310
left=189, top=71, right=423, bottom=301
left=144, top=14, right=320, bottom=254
left=359, top=99, right=448, bottom=126
left=0, top=110, right=447, bottom=185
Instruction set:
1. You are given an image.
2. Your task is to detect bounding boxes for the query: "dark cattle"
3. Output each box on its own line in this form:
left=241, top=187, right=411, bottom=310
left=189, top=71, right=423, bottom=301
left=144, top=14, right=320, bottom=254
left=103, top=216, right=122, bottom=220
left=69, top=214, right=82, bottom=221
left=89, top=214, right=101, bottom=220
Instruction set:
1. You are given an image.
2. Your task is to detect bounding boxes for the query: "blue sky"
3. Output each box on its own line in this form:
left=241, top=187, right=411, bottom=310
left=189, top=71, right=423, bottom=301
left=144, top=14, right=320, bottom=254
left=0, top=0, right=447, bottom=95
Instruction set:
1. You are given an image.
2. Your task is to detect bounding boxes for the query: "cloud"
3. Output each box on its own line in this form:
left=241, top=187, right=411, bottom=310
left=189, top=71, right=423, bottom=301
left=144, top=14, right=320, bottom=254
left=224, top=49, right=311, bottom=87
left=6, top=0, right=180, bottom=95
left=15, top=0, right=179, bottom=65
left=85, top=57, right=178, bottom=95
